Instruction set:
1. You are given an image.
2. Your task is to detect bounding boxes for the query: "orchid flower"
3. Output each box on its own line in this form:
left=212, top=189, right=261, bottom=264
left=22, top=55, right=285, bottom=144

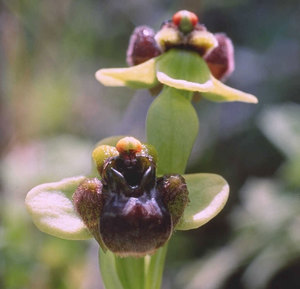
left=96, top=10, right=258, bottom=104
left=26, top=136, right=229, bottom=254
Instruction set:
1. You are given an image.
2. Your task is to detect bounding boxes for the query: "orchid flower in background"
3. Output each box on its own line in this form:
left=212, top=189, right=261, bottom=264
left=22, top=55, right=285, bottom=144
left=96, top=9, right=257, bottom=175
left=96, top=10, right=257, bottom=104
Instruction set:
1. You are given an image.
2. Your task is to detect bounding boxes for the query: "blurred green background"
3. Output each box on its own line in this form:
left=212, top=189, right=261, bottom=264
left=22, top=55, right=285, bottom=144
left=0, top=0, right=299, bottom=288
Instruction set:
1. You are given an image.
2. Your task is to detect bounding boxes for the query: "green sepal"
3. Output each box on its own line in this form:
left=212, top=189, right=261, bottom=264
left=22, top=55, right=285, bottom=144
left=25, top=176, right=92, bottom=240
left=156, top=49, right=211, bottom=88
left=176, top=173, right=229, bottom=230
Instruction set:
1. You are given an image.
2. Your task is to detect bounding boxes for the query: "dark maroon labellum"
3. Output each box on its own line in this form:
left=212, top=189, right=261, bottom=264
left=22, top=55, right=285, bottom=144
left=100, top=155, right=172, bottom=256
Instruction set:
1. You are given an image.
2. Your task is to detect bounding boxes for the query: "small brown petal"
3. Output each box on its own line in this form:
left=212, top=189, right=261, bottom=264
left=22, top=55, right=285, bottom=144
left=73, top=178, right=106, bottom=249
left=126, top=26, right=161, bottom=66
left=157, top=174, right=189, bottom=227
left=204, top=33, right=235, bottom=81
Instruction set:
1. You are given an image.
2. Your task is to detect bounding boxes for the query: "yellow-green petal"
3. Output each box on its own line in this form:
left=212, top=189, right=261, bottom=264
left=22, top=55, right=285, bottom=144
left=25, top=176, right=92, bottom=240
left=202, top=76, right=258, bottom=103
left=176, top=173, right=229, bottom=230
left=95, top=58, right=158, bottom=89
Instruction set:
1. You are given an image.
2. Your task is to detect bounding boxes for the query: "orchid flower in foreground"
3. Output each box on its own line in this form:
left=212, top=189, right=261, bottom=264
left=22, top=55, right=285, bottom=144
left=26, top=136, right=229, bottom=256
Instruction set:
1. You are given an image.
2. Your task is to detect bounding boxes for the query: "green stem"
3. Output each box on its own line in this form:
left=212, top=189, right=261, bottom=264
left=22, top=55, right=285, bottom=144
left=115, top=256, right=145, bottom=289
left=144, top=244, right=168, bottom=289
left=99, top=248, right=123, bottom=289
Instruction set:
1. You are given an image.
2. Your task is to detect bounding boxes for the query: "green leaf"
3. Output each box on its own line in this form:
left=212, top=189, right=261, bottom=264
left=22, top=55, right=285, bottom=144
left=176, top=173, right=229, bottom=230
left=99, top=248, right=124, bottom=289
left=95, top=58, right=158, bottom=89
left=25, top=176, right=92, bottom=240
left=146, top=86, right=199, bottom=175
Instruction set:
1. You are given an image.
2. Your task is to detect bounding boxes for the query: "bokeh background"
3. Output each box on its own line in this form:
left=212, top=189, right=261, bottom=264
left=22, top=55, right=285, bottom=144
left=1, top=0, right=299, bottom=288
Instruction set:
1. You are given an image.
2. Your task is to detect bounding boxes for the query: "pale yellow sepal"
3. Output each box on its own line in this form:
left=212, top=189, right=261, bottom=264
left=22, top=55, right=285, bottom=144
left=157, top=70, right=258, bottom=103
left=25, top=176, right=92, bottom=240
left=95, top=58, right=157, bottom=87
left=203, top=76, right=258, bottom=103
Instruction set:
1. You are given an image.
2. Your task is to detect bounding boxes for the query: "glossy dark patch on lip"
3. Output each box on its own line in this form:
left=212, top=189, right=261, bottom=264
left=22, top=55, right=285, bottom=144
left=100, top=192, right=172, bottom=256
